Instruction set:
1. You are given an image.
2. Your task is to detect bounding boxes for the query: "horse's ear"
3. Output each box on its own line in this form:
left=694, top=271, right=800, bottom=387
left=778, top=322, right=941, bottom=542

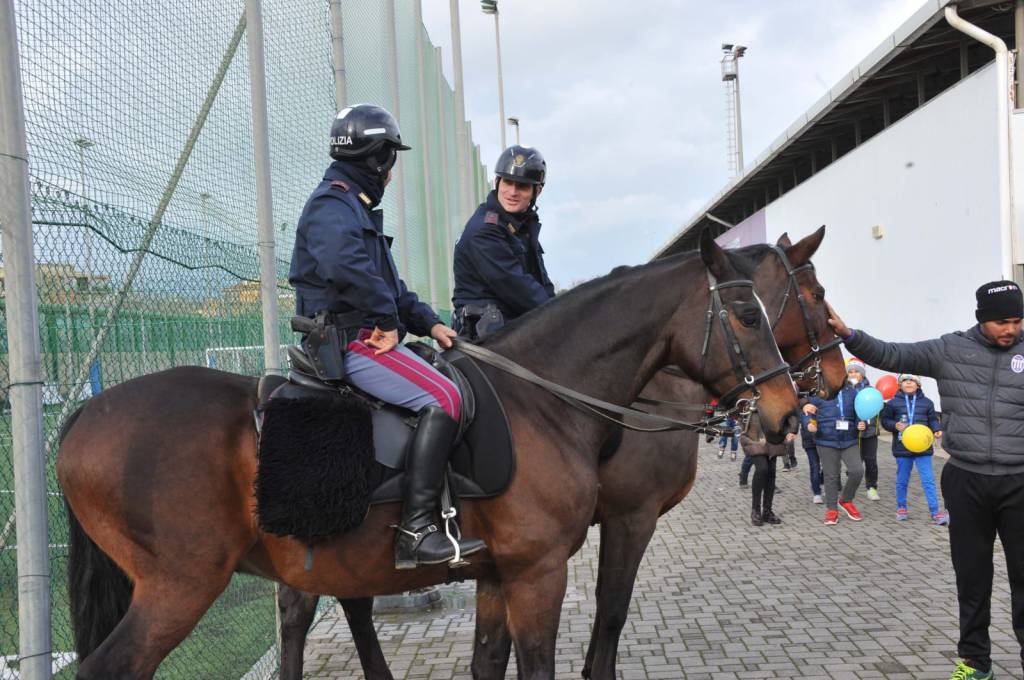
left=785, top=225, right=826, bottom=266
left=699, top=228, right=730, bottom=278
left=776, top=232, right=792, bottom=248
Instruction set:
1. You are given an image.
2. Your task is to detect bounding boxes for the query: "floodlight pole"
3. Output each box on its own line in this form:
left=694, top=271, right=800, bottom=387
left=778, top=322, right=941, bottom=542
left=0, top=0, right=52, bottom=677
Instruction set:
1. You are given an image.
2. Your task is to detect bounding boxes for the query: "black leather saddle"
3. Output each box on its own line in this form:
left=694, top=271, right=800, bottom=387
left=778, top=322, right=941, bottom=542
left=257, top=341, right=515, bottom=504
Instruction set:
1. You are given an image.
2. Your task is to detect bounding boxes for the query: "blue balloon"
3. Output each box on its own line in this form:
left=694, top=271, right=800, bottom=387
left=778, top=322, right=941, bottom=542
left=854, top=387, right=884, bottom=421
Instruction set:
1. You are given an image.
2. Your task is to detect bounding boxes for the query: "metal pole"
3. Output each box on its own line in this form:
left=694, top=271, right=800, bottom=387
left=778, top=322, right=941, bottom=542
left=0, top=0, right=52, bottom=675
left=245, top=0, right=280, bottom=376
left=733, top=60, right=744, bottom=171
left=449, top=0, right=472, bottom=222
left=414, top=0, right=440, bottom=311
left=1017, top=0, right=1024, bottom=106
left=493, top=12, right=507, bottom=150
left=384, top=0, right=409, bottom=281
left=75, top=138, right=95, bottom=329
left=329, top=0, right=347, bottom=110
left=44, top=12, right=248, bottom=448
left=435, top=47, right=456, bottom=296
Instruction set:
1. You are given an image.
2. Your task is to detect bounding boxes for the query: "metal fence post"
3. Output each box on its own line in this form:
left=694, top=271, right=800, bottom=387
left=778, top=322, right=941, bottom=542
left=384, top=0, right=410, bottom=281
left=448, top=0, right=472, bottom=222
left=244, top=0, right=280, bottom=376
left=329, top=0, right=347, bottom=110
left=0, top=0, right=52, bottom=676
left=414, top=0, right=440, bottom=311
left=433, top=47, right=455, bottom=297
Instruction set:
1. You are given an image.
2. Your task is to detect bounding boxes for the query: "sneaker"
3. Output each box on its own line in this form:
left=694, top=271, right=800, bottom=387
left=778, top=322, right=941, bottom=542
left=730, top=451, right=736, bottom=461
left=762, top=509, right=782, bottom=525
left=751, top=509, right=764, bottom=526
left=812, top=494, right=823, bottom=505
left=717, top=447, right=725, bottom=459
left=866, top=487, right=880, bottom=501
left=949, top=659, right=993, bottom=679
left=838, top=500, right=863, bottom=521
left=738, top=474, right=748, bottom=488
left=896, top=507, right=908, bottom=521
left=824, top=509, right=839, bottom=525
left=934, top=511, right=950, bottom=526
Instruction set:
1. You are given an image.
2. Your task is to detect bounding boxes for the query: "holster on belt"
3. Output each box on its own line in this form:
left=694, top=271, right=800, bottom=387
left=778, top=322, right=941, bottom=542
left=291, top=310, right=363, bottom=382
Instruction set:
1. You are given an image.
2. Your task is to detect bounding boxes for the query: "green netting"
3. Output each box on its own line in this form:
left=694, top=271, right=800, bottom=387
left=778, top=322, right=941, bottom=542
left=1, top=0, right=484, bottom=676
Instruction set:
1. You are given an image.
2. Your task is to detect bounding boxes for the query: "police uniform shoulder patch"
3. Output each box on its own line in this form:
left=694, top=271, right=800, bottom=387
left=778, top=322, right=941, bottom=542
left=484, top=211, right=499, bottom=225
left=329, top=180, right=350, bottom=192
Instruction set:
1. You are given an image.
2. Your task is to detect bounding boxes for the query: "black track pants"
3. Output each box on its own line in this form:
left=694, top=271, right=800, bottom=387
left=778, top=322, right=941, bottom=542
left=941, top=463, right=1024, bottom=671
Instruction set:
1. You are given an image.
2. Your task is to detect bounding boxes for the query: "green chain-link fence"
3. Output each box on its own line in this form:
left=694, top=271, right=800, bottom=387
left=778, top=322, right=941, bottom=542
left=1, top=0, right=488, bottom=676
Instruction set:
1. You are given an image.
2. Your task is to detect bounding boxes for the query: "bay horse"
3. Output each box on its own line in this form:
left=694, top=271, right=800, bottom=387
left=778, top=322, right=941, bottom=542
left=58, top=229, right=799, bottom=680
left=277, top=228, right=844, bottom=680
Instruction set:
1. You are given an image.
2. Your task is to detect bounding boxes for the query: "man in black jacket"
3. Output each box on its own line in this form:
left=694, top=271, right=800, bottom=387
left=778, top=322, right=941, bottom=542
left=828, top=281, right=1024, bottom=680
left=451, top=145, right=555, bottom=340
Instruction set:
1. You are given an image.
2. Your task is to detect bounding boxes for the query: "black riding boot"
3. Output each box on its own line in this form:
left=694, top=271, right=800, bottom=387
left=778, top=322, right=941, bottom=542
left=394, top=406, right=486, bottom=570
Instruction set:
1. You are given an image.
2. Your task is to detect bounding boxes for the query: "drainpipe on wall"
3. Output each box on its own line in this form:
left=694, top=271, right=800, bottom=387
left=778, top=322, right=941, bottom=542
left=945, top=5, right=1017, bottom=281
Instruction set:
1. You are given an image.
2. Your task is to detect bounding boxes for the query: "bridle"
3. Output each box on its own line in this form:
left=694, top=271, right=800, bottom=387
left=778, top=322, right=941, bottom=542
left=697, top=271, right=791, bottom=431
left=767, top=245, right=843, bottom=398
left=448, top=270, right=792, bottom=437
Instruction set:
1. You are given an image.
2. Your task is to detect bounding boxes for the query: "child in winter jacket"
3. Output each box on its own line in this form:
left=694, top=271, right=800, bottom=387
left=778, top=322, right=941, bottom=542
left=880, top=374, right=948, bottom=525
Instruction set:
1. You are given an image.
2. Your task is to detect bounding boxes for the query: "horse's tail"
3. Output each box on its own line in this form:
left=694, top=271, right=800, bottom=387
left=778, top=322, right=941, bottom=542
left=61, top=403, right=134, bottom=661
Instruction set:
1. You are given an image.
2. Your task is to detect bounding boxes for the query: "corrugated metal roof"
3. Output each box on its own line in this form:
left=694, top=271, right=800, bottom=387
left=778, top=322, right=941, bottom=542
left=654, top=0, right=1013, bottom=258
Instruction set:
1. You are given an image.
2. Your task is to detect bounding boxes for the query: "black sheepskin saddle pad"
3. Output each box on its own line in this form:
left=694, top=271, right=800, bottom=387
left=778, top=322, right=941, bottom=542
left=255, top=391, right=383, bottom=544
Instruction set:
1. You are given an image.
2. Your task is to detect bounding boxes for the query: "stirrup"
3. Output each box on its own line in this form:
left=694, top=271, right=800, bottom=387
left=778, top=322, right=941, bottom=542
left=440, top=506, right=469, bottom=568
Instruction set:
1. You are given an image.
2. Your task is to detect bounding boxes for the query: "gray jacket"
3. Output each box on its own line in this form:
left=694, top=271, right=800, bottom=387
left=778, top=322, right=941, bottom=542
left=847, top=325, right=1024, bottom=476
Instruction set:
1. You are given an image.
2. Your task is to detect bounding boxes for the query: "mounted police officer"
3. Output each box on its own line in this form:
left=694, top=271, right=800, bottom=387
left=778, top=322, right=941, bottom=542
left=289, top=104, right=484, bottom=569
left=452, top=145, right=555, bottom=340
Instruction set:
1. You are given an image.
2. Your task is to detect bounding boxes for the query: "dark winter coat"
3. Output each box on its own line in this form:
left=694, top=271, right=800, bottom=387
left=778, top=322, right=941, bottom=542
left=288, top=162, right=440, bottom=337
left=880, top=389, right=942, bottom=457
left=806, top=384, right=861, bottom=449
left=452, top=191, right=555, bottom=320
left=847, top=325, right=1024, bottom=475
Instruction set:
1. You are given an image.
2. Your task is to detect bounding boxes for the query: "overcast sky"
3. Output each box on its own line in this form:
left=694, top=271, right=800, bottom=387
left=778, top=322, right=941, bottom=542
left=420, top=0, right=925, bottom=288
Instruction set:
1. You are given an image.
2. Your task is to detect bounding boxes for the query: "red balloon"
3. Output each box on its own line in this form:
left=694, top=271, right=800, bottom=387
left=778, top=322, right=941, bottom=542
left=876, top=375, right=898, bottom=400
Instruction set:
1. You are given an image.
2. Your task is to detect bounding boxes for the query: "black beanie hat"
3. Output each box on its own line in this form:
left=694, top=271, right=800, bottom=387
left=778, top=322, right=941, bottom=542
left=975, top=280, right=1024, bottom=323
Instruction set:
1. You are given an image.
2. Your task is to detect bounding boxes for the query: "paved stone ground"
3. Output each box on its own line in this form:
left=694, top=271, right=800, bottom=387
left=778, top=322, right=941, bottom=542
left=303, top=437, right=1020, bottom=678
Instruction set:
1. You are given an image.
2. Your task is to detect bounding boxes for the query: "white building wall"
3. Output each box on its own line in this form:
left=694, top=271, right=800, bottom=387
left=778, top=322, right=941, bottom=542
left=763, top=63, right=1003, bottom=407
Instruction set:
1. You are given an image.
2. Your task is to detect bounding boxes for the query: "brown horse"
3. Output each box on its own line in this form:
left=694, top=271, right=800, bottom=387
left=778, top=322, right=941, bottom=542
left=276, top=228, right=844, bottom=680
left=58, top=230, right=799, bottom=679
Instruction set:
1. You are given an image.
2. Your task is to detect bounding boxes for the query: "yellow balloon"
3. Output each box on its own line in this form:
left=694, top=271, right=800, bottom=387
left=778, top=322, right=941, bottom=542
left=902, top=424, right=935, bottom=453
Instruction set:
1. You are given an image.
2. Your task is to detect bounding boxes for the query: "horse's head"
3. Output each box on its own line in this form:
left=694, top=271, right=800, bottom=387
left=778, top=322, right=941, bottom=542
left=760, top=227, right=845, bottom=399
left=668, top=229, right=799, bottom=444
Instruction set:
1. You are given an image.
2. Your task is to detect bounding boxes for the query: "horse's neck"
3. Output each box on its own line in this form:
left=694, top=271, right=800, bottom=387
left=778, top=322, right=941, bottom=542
left=489, top=256, right=708, bottom=407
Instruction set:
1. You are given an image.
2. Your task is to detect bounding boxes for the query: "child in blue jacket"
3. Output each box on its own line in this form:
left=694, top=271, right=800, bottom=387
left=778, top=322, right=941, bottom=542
left=880, top=374, right=948, bottom=525
left=804, top=376, right=870, bottom=525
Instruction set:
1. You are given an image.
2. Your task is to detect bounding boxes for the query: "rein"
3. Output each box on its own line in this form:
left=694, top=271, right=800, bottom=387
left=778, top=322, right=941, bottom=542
left=451, top=271, right=788, bottom=437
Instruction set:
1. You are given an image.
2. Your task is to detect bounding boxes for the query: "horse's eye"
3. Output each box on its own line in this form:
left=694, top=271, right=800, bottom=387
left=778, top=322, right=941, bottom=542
left=735, top=303, right=761, bottom=328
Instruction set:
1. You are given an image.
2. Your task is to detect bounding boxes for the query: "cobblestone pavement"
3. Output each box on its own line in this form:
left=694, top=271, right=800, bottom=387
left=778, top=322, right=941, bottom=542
left=303, top=437, right=1020, bottom=678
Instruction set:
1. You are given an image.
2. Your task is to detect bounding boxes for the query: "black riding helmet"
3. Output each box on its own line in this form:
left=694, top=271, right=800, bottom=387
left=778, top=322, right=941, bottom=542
left=494, top=145, right=546, bottom=186
left=329, top=103, right=411, bottom=178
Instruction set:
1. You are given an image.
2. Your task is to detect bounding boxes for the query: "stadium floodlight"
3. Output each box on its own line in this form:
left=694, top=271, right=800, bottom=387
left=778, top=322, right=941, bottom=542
left=508, top=117, right=520, bottom=144
left=721, top=43, right=733, bottom=51
left=483, top=0, right=506, bottom=147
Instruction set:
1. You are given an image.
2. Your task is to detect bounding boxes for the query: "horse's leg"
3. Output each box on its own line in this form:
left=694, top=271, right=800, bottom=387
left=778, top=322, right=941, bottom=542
left=582, top=513, right=659, bottom=680
left=501, top=560, right=569, bottom=680
left=76, top=577, right=229, bottom=679
left=471, top=575, right=514, bottom=679
left=277, top=586, right=320, bottom=680
left=340, top=597, right=394, bottom=680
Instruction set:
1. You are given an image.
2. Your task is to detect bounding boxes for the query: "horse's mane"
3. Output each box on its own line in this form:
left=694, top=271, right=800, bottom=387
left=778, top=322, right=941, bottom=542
left=481, top=242, right=780, bottom=345
left=482, top=251, right=695, bottom=344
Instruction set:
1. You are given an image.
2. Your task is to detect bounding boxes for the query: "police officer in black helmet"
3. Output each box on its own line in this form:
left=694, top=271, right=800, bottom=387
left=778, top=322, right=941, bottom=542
left=452, top=145, right=555, bottom=340
left=289, top=104, right=485, bottom=569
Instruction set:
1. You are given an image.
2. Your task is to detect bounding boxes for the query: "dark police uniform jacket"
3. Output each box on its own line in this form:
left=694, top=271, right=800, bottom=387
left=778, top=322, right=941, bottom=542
left=452, top=191, right=555, bottom=320
left=288, top=161, right=440, bottom=337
